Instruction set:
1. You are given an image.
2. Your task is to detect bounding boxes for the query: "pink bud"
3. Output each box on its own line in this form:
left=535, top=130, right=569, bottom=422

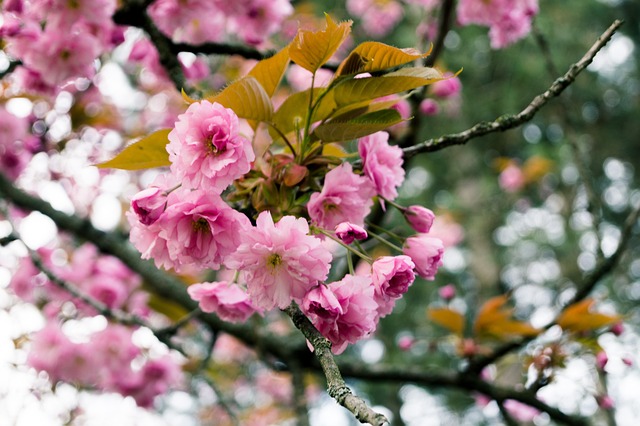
left=335, top=222, right=368, bottom=245
left=610, top=322, right=624, bottom=336
left=398, top=336, right=414, bottom=351
left=622, top=357, right=633, bottom=367
left=438, top=284, right=456, bottom=301
left=596, top=351, right=608, bottom=371
left=131, top=187, right=167, bottom=225
left=419, top=99, right=440, bottom=116
left=597, top=395, right=614, bottom=410
left=404, top=205, right=435, bottom=233
left=431, top=76, right=462, bottom=98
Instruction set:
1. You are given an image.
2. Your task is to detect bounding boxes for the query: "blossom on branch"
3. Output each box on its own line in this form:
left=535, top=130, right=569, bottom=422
left=307, top=163, right=375, bottom=230
left=226, top=211, right=332, bottom=310
left=302, top=275, right=378, bottom=354
left=358, top=131, right=405, bottom=201
left=167, top=100, right=255, bottom=193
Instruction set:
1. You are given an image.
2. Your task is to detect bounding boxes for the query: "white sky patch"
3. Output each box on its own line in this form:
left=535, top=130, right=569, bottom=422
left=589, top=34, right=635, bottom=81
left=18, top=212, right=57, bottom=249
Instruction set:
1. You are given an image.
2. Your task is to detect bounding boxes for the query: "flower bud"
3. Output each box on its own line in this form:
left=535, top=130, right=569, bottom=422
left=335, top=222, right=368, bottom=245
left=438, top=284, right=456, bottom=301
left=595, top=351, right=608, bottom=371
left=419, top=98, right=439, bottom=116
left=404, top=205, right=435, bottom=233
left=131, top=187, right=167, bottom=225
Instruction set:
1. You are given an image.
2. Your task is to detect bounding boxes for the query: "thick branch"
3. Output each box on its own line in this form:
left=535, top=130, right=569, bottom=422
left=403, top=20, right=623, bottom=158
left=284, top=304, right=389, bottom=426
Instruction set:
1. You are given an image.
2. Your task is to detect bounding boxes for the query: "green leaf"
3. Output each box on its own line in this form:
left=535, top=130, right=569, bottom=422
left=336, top=42, right=430, bottom=76
left=269, top=88, right=336, bottom=140
left=333, top=67, right=444, bottom=106
left=207, top=76, right=273, bottom=122
left=289, top=14, right=352, bottom=73
left=312, top=109, right=403, bottom=142
left=96, top=129, right=171, bottom=170
left=248, top=45, right=290, bottom=98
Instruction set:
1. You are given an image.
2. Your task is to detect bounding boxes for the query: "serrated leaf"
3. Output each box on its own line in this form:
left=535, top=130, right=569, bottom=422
left=330, top=95, right=409, bottom=123
left=248, top=45, right=290, bottom=98
left=333, top=67, right=444, bottom=106
left=473, top=295, right=539, bottom=340
left=207, top=76, right=273, bottom=122
left=96, top=129, right=171, bottom=170
left=428, top=307, right=465, bottom=336
left=269, top=88, right=336, bottom=140
left=336, top=42, right=431, bottom=76
left=289, top=14, right=352, bottom=73
left=557, top=299, right=622, bottom=333
left=312, top=109, right=402, bottom=142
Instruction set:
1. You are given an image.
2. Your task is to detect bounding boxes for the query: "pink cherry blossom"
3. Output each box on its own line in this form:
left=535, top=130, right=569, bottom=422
left=307, top=163, right=375, bottom=230
left=21, top=27, right=102, bottom=87
left=438, top=284, right=456, bottom=300
left=117, top=356, right=183, bottom=408
left=404, top=205, right=435, bottom=233
left=225, top=0, right=294, bottom=46
left=596, top=351, right=608, bottom=371
left=431, top=76, right=462, bottom=99
left=347, top=0, right=403, bottom=38
left=225, top=211, right=332, bottom=310
left=499, top=164, right=525, bottom=192
left=131, top=187, right=167, bottom=225
left=188, top=281, right=257, bottom=323
left=302, top=275, right=378, bottom=354
left=358, top=131, right=405, bottom=201
left=419, top=98, right=440, bottom=116
left=403, top=234, right=445, bottom=280
left=371, top=255, right=416, bottom=316
left=167, top=100, right=255, bottom=193
left=504, top=399, right=540, bottom=422
left=335, top=222, right=368, bottom=245
left=287, top=64, right=334, bottom=91
left=148, top=0, right=226, bottom=44
left=457, top=0, right=539, bottom=49
left=129, top=187, right=250, bottom=272
left=398, top=335, right=415, bottom=351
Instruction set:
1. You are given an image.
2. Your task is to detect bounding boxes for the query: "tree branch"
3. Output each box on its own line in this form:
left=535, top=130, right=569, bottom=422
left=284, top=304, right=389, bottom=426
left=0, top=172, right=303, bottom=363
left=402, top=19, right=624, bottom=158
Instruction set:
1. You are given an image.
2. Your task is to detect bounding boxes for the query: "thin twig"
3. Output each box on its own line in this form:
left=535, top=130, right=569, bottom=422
left=403, top=20, right=624, bottom=158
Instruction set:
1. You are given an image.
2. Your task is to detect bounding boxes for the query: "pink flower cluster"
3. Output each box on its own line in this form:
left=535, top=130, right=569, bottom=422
left=1, top=0, right=121, bottom=92
left=148, top=0, right=293, bottom=46
left=457, top=0, right=539, bottom=49
left=27, top=323, right=181, bottom=408
left=347, top=0, right=404, bottom=38
left=9, top=244, right=146, bottom=318
left=301, top=253, right=419, bottom=354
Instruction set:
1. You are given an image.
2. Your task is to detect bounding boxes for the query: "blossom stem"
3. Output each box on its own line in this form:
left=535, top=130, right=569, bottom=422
left=312, top=227, right=372, bottom=263
left=380, top=196, right=406, bottom=212
left=267, top=122, right=297, bottom=157
left=368, top=230, right=404, bottom=252
left=365, top=220, right=405, bottom=243
left=346, top=250, right=354, bottom=275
